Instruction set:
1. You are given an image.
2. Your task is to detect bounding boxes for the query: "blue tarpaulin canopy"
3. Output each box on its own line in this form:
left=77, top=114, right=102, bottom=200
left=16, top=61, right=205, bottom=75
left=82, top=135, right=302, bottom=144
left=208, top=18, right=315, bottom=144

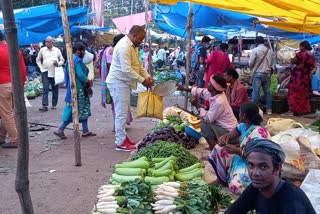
left=153, top=3, right=320, bottom=44
left=0, top=4, right=89, bottom=46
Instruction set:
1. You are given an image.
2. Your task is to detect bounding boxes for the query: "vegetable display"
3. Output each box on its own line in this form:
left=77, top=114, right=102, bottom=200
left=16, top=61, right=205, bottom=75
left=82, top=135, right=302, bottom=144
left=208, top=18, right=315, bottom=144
left=175, top=163, right=204, bottom=182
left=152, top=114, right=188, bottom=133
left=139, top=126, right=199, bottom=150
left=132, top=141, right=200, bottom=169
left=151, top=182, right=180, bottom=213
left=153, top=72, right=178, bottom=84
left=25, top=82, right=43, bottom=97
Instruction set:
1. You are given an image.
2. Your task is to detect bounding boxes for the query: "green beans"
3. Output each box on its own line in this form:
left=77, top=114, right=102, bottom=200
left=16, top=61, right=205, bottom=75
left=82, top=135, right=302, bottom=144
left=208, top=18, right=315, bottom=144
left=132, top=141, right=199, bottom=169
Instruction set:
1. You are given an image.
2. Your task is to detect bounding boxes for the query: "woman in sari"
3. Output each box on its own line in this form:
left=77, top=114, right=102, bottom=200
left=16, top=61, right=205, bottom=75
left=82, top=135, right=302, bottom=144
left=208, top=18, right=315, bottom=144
left=209, top=102, right=270, bottom=194
left=286, top=41, right=315, bottom=115
left=54, top=43, right=96, bottom=139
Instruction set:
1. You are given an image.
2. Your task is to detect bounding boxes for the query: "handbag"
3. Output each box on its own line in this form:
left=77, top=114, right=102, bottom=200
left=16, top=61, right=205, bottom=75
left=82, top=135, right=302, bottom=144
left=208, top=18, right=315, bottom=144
left=105, top=85, right=112, bottom=104
left=250, top=49, right=269, bottom=84
left=83, top=82, right=93, bottom=98
left=54, top=66, right=65, bottom=85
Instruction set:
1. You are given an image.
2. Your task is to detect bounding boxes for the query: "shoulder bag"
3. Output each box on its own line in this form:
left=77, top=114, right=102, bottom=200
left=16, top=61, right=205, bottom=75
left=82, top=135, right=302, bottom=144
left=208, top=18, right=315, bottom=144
left=250, top=49, right=269, bottom=84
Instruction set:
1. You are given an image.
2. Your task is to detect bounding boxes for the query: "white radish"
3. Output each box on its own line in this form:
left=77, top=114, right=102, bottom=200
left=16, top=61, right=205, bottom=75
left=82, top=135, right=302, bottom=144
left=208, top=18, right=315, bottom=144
left=163, top=182, right=180, bottom=188
left=98, top=196, right=116, bottom=202
left=158, top=185, right=178, bottom=193
left=98, top=188, right=115, bottom=195
left=97, top=189, right=115, bottom=198
left=97, top=201, right=118, bottom=206
left=155, top=200, right=174, bottom=205
left=161, top=205, right=176, bottom=213
left=96, top=208, right=117, bottom=214
left=154, top=190, right=179, bottom=198
left=97, top=204, right=119, bottom=209
left=155, top=195, right=175, bottom=201
left=98, top=185, right=117, bottom=190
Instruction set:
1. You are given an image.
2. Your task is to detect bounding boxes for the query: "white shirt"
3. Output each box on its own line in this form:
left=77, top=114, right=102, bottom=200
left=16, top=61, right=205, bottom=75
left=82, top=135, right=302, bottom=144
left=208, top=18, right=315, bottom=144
left=36, top=46, right=64, bottom=77
left=106, top=36, right=150, bottom=89
left=248, top=44, right=275, bottom=73
left=157, top=48, right=167, bottom=61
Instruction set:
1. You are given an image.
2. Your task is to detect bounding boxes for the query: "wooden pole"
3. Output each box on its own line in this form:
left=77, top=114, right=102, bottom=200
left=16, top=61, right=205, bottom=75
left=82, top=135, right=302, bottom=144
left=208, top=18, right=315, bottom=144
left=184, top=3, right=194, bottom=109
left=144, top=0, right=153, bottom=76
left=60, top=0, right=82, bottom=166
left=0, top=0, right=34, bottom=213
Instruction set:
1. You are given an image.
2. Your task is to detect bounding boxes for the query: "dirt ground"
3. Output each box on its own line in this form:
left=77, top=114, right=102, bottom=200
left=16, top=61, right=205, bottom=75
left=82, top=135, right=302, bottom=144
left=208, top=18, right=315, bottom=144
left=0, top=81, right=317, bottom=214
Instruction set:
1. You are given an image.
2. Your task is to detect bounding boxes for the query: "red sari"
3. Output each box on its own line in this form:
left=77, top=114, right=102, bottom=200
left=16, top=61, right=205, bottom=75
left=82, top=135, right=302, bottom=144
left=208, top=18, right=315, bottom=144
left=288, top=51, right=315, bottom=114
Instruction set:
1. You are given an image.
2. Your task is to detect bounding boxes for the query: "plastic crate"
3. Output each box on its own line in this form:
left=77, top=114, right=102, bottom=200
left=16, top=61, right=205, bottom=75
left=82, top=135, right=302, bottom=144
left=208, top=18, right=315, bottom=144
left=272, top=99, right=288, bottom=114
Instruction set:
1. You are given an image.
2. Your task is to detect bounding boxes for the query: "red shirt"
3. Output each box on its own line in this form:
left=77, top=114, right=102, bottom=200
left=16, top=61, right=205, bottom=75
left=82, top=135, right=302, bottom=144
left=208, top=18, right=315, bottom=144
left=0, top=43, right=26, bottom=86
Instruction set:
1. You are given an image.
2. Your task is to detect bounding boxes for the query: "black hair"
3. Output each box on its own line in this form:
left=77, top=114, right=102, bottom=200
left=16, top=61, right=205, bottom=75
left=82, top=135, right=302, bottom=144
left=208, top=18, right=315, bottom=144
left=113, top=34, right=125, bottom=47
left=201, top=36, right=211, bottom=43
left=225, top=67, right=239, bottom=80
left=300, top=41, right=312, bottom=51
left=129, top=25, right=145, bottom=35
left=72, top=42, right=86, bottom=53
left=144, top=45, right=149, bottom=48
left=255, top=36, right=265, bottom=45
left=212, top=74, right=227, bottom=93
left=240, top=102, right=263, bottom=125
left=0, top=30, right=4, bottom=41
left=220, top=43, right=228, bottom=51
left=164, top=46, right=168, bottom=51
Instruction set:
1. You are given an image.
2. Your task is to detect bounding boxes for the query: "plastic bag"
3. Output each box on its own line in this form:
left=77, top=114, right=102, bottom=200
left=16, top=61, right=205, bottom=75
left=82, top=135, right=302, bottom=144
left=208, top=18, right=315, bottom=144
left=54, top=66, right=64, bottom=85
left=266, top=118, right=303, bottom=136
left=136, top=91, right=163, bottom=120
left=300, top=169, right=320, bottom=214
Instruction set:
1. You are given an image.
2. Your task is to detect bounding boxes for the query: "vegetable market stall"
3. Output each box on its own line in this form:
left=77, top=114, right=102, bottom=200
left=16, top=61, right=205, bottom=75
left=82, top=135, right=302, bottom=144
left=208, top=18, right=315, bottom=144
left=90, top=105, right=320, bottom=213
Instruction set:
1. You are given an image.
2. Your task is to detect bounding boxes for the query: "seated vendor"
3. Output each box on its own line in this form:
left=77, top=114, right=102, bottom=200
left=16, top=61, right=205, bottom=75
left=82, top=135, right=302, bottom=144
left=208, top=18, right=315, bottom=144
left=225, top=68, right=249, bottom=120
left=176, top=74, right=238, bottom=150
left=279, top=67, right=291, bottom=90
left=225, top=138, right=316, bottom=214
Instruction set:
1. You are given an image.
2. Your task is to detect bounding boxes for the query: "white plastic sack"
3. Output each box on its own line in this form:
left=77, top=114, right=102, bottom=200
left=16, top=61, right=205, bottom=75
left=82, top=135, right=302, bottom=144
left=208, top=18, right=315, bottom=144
left=24, top=93, right=31, bottom=107
left=272, top=128, right=320, bottom=161
left=54, top=66, right=65, bottom=85
left=82, top=50, right=94, bottom=64
left=300, top=169, right=320, bottom=213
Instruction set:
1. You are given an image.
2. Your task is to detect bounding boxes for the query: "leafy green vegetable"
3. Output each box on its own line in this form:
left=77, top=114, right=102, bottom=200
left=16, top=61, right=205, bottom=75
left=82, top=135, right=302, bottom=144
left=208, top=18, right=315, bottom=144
left=210, top=185, right=232, bottom=211
left=122, top=179, right=153, bottom=214
left=132, top=141, right=200, bottom=169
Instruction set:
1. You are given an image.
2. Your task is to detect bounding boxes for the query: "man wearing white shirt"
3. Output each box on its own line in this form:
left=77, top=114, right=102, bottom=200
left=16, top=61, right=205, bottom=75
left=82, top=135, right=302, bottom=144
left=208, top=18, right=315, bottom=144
left=106, top=25, right=154, bottom=151
left=36, top=36, right=64, bottom=111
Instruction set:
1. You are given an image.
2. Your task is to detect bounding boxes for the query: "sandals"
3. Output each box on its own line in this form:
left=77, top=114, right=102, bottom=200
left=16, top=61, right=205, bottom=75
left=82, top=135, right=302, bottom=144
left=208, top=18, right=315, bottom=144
left=54, top=131, right=67, bottom=139
left=82, top=132, right=97, bottom=137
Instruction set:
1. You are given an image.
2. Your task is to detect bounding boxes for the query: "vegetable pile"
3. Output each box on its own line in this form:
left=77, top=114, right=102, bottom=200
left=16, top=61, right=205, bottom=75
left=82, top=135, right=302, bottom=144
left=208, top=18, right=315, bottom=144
left=139, top=126, right=199, bottom=150
left=133, top=141, right=199, bottom=169
left=175, top=163, right=204, bottom=182
left=110, top=157, right=149, bottom=184
left=152, top=114, right=188, bottom=133
left=25, top=82, right=43, bottom=97
left=146, top=156, right=178, bottom=188
left=152, top=182, right=180, bottom=213
left=153, top=72, right=178, bottom=84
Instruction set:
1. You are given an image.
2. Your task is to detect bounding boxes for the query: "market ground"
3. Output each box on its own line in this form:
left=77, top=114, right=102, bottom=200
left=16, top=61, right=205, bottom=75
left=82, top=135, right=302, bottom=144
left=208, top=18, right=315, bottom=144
left=0, top=81, right=316, bottom=214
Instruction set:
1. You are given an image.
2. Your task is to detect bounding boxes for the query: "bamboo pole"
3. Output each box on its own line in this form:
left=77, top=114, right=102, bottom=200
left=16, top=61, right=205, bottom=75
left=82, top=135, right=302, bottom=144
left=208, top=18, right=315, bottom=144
left=144, top=0, right=153, bottom=76
left=0, top=0, right=34, bottom=213
left=60, top=0, right=82, bottom=166
left=184, top=3, right=194, bottom=109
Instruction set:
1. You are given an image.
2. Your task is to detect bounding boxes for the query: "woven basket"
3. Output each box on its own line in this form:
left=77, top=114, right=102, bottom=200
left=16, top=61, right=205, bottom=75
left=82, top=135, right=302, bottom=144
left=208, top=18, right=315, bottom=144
left=272, top=99, right=288, bottom=114
left=272, top=92, right=288, bottom=100
left=130, top=93, right=138, bottom=107
left=310, top=97, right=320, bottom=112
